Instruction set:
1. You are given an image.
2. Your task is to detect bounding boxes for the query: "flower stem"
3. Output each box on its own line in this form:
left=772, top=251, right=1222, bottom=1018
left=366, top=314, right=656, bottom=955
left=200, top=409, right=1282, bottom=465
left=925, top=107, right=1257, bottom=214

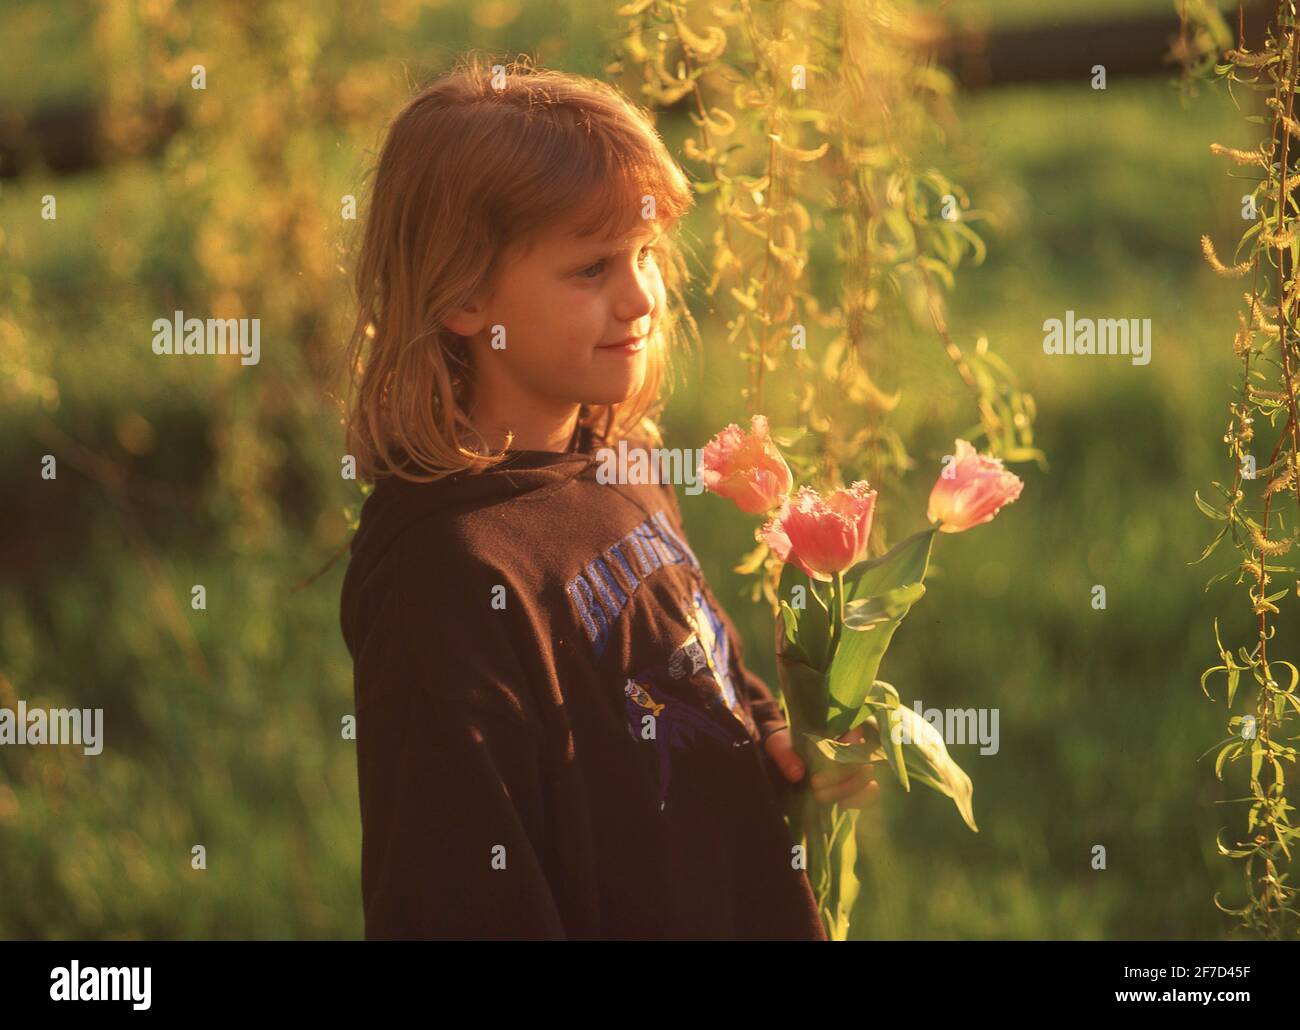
left=826, top=570, right=845, bottom=667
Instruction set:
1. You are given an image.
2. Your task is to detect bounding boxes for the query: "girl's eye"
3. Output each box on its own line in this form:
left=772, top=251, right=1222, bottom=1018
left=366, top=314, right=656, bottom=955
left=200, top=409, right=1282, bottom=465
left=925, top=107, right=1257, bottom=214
left=578, top=246, right=656, bottom=279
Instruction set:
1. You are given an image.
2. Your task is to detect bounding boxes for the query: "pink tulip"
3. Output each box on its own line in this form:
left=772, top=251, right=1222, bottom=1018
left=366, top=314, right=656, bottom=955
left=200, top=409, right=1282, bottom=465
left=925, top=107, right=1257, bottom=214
left=701, top=414, right=794, bottom=515
left=766, top=482, right=878, bottom=580
left=760, top=499, right=824, bottom=582
left=927, top=439, right=1024, bottom=533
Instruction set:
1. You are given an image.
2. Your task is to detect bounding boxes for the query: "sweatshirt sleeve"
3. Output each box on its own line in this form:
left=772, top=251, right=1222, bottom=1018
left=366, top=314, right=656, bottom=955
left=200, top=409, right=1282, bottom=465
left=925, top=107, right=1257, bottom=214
left=351, top=582, right=566, bottom=940
left=703, top=561, right=801, bottom=809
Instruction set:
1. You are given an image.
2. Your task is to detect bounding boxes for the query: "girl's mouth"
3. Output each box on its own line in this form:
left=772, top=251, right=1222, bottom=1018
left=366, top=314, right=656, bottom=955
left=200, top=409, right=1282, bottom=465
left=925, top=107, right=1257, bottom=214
left=597, top=336, right=646, bottom=355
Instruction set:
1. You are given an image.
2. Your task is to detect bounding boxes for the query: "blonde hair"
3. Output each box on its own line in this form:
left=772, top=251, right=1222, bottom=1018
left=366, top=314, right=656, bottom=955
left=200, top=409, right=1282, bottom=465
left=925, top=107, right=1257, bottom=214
left=343, top=52, right=698, bottom=483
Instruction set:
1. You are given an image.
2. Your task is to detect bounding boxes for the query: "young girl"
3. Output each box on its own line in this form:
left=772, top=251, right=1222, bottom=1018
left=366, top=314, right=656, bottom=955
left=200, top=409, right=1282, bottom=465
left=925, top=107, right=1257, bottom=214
left=339, top=54, right=876, bottom=941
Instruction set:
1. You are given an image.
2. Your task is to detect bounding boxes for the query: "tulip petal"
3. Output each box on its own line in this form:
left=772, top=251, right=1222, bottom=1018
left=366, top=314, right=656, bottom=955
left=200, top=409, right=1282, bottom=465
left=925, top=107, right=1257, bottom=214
left=701, top=414, right=794, bottom=514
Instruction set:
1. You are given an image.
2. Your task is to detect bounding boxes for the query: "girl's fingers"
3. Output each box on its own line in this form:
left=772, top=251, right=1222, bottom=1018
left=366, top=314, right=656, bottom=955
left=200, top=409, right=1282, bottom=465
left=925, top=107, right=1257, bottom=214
left=840, top=778, right=880, bottom=809
left=809, top=766, right=853, bottom=791
left=811, top=766, right=877, bottom=803
left=810, top=760, right=873, bottom=788
left=762, top=728, right=806, bottom=783
left=837, top=725, right=867, bottom=745
left=816, top=774, right=878, bottom=807
left=808, top=731, right=878, bottom=802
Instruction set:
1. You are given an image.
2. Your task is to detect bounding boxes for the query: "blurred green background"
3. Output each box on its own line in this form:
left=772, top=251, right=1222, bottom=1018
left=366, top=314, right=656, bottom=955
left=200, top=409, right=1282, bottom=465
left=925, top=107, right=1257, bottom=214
left=0, top=0, right=1271, bottom=939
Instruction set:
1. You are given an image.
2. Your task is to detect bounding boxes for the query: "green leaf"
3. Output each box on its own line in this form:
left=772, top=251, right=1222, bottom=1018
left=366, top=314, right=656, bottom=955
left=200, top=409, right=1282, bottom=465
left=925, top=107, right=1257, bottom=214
left=1001, top=445, right=1048, bottom=465
left=802, top=732, right=878, bottom=765
left=1269, top=660, right=1299, bottom=693
left=824, top=527, right=937, bottom=731
left=879, top=207, right=917, bottom=256
left=1215, top=740, right=1242, bottom=780
left=1189, top=524, right=1229, bottom=565
left=777, top=566, right=832, bottom=670
left=774, top=609, right=832, bottom=736
left=729, top=287, right=758, bottom=311
left=1215, top=829, right=1254, bottom=858
left=866, top=709, right=908, bottom=793
left=916, top=255, right=955, bottom=291
left=1203, top=570, right=1233, bottom=591
left=843, top=526, right=937, bottom=595
left=951, top=221, right=988, bottom=265
left=1235, top=219, right=1265, bottom=257
left=862, top=679, right=901, bottom=710
left=802, top=680, right=901, bottom=782
left=1194, top=489, right=1228, bottom=521
left=868, top=690, right=978, bottom=832
left=1201, top=664, right=1227, bottom=700
left=778, top=601, right=811, bottom=665
left=1274, top=816, right=1292, bottom=861
left=843, top=581, right=927, bottom=630
left=863, top=680, right=907, bottom=789
left=831, top=811, right=861, bottom=940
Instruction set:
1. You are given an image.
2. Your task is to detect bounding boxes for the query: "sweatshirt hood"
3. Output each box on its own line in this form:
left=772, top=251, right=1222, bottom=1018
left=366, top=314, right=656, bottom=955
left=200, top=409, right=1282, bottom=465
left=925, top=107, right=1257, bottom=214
left=340, top=420, right=606, bottom=651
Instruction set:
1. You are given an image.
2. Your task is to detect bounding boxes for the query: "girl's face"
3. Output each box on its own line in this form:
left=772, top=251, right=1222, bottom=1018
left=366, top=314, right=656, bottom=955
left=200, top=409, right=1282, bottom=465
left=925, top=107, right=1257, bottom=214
left=450, top=217, right=664, bottom=435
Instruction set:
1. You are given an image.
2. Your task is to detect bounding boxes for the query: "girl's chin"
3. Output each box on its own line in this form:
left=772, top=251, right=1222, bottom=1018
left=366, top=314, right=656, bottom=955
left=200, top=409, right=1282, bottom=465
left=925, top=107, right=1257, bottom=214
left=583, top=362, right=646, bottom=402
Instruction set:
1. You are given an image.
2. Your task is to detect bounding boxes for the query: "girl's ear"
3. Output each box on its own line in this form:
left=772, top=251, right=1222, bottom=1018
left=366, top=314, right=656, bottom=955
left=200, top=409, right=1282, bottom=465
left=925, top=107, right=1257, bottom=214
left=443, top=300, right=487, bottom=338
left=447, top=259, right=508, bottom=337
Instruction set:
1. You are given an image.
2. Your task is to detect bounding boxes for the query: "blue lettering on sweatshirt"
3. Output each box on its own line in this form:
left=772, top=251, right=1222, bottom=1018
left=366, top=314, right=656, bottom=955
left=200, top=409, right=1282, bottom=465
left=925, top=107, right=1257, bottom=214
left=564, top=509, right=702, bottom=658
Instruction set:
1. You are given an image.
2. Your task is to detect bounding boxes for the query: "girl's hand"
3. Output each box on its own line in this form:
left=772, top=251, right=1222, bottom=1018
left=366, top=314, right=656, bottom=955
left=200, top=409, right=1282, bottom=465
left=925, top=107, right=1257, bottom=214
left=763, top=726, right=880, bottom=809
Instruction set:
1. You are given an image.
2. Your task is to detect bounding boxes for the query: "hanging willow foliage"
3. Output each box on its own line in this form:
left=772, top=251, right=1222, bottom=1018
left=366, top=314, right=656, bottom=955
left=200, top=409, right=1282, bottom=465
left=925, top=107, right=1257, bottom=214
left=1182, top=0, right=1300, bottom=939
left=608, top=0, right=1042, bottom=610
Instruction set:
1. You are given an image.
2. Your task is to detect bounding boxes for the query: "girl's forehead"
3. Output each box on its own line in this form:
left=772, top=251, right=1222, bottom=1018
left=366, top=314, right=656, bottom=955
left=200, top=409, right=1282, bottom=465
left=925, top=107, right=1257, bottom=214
left=504, top=216, right=665, bottom=268
left=553, top=218, right=663, bottom=249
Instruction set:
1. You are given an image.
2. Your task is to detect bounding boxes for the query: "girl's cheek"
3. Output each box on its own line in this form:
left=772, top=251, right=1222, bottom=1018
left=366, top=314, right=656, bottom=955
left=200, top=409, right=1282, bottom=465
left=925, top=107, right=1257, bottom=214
left=561, top=279, right=599, bottom=308
left=564, top=285, right=609, bottom=324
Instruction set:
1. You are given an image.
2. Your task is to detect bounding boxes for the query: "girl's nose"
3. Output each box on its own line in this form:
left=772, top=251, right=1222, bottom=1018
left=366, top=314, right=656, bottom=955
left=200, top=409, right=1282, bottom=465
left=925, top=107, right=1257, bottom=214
left=615, top=264, right=658, bottom=324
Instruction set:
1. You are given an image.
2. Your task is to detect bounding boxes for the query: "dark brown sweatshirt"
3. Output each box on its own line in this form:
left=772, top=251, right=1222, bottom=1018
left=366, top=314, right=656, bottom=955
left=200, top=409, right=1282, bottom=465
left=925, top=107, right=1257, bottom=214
left=339, top=422, right=825, bottom=940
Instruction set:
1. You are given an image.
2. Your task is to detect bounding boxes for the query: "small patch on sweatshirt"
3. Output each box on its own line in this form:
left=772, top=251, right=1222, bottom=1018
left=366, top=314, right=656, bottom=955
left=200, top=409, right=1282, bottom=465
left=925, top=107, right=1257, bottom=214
left=621, top=590, right=756, bottom=811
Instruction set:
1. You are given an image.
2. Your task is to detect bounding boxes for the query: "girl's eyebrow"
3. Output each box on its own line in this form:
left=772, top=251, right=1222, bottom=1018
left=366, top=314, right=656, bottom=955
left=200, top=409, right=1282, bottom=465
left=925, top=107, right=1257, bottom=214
left=566, top=227, right=664, bottom=270
left=578, top=225, right=664, bottom=256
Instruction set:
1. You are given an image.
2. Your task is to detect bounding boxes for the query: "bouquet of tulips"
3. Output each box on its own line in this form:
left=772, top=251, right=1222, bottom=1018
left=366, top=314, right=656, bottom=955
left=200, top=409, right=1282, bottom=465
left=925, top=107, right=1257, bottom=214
left=701, top=416, right=1024, bottom=939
